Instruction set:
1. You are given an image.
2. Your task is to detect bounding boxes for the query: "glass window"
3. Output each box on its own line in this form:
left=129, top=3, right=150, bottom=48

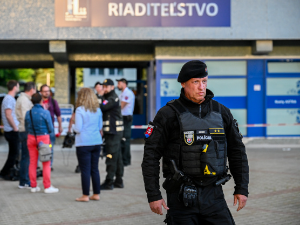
left=98, top=68, right=104, bottom=75
left=109, top=68, right=115, bottom=75
left=268, top=62, right=300, bottom=73
left=162, top=62, right=185, bottom=74
left=160, top=79, right=182, bottom=96
left=205, top=61, right=247, bottom=76
left=161, top=61, right=247, bottom=76
left=117, top=68, right=123, bottom=76
left=90, top=68, right=96, bottom=75
left=267, top=78, right=300, bottom=96
left=208, top=78, right=247, bottom=96
left=267, top=108, right=300, bottom=135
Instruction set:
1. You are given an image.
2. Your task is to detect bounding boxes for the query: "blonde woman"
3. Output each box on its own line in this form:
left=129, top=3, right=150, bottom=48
left=73, top=88, right=103, bottom=202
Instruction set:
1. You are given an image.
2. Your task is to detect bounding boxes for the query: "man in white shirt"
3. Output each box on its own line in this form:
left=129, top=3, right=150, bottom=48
left=0, top=80, right=20, bottom=180
left=15, top=82, right=36, bottom=188
left=116, top=78, right=135, bottom=166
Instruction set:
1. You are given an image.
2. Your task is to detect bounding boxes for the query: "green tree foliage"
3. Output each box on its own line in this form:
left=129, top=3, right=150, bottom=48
left=17, top=69, right=35, bottom=82
left=0, top=68, right=56, bottom=93
left=0, top=69, right=19, bottom=87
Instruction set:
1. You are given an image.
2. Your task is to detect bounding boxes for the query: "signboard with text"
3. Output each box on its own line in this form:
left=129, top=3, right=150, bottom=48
left=55, top=0, right=231, bottom=27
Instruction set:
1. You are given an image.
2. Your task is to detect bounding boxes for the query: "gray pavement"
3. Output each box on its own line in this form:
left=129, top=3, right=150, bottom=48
left=0, top=137, right=300, bottom=225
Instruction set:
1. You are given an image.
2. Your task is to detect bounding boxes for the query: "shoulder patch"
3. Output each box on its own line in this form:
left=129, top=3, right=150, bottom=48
left=115, top=98, right=118, bottom=102
left=145, top=124, right=154, bottom=138
left=103, top=100, right=108, bottom=105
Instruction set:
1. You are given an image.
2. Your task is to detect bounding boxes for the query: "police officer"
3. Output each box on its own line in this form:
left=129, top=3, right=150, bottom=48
left=141, top=61, right=249, bottom=224
left=100, top=79, right=124, bottom=190
left=116, top=78, right=135, bottom=166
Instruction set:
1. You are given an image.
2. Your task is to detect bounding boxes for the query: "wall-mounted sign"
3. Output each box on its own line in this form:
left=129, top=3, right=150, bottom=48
left=55, top=0, right=231, bottom=27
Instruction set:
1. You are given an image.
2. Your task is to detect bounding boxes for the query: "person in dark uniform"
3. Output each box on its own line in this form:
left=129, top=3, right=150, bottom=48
left=100, top=79, right=124, bottom=190
left=141, top=61, right=249, bottom=225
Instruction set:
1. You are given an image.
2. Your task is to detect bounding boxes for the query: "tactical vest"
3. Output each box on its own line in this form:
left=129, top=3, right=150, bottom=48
left=166, top=99, right=227, bottom=179
left=102, top=92, right=124, bottom=134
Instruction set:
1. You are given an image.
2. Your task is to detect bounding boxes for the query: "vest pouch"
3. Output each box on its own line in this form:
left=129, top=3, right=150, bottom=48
left=200, top=140, right=219, bottom=177
left=215, top=140, right=226, bottom=159
left=181, top=145, right=202, bottom=175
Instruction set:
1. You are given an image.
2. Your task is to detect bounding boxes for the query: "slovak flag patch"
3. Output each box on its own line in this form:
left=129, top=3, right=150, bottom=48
left=145, top=124, right=154, bottom=138
left=103, top=100, right=108, bottom=105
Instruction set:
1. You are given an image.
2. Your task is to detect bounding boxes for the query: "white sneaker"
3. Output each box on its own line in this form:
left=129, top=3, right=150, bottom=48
left=44, top=185, right=59, bottom=194
left=31, top=186, right=41, bottom=193
left=18, top=184, right=31, bottom=189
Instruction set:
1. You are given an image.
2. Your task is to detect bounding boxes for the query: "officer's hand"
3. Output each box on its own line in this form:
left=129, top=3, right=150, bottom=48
left=233, top=194, right=247, bottom=211
left=149, top=199, right=169, bottom=215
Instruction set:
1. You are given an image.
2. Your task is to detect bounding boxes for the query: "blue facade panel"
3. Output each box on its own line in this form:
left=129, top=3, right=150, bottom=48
left=247, top=60, right=265, bottom=137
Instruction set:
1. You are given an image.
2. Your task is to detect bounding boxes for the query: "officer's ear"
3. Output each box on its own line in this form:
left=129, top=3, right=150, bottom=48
left=112, top=85, right=115, bottom=90
left=181, top=82, right=186, bottom=88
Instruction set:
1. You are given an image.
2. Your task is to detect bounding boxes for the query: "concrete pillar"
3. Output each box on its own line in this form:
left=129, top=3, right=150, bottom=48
left=54, top=61, right=70, bottom=104
left=49, top=40, right=70, bottom=104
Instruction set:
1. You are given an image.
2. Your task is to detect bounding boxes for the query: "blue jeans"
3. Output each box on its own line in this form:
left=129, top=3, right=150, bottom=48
left=50, top=132, right=55, bottom=167
left=19, top=132, right=30, bottom=186
left=76, top=145, right=101, bottom=196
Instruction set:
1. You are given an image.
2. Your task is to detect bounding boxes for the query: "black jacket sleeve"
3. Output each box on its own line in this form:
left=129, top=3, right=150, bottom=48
left=141, top=108, right=170, bottom=203
left=221, top=105, right=249, bottom=197
left=100, top=96, right=119, bottom=112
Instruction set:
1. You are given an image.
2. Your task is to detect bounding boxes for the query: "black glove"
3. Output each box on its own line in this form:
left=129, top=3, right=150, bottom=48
left=182, top=185, right=197, bottom=207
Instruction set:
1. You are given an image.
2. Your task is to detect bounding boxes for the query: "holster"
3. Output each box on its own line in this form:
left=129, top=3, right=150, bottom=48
left=162, top=175, right=182, bottom=192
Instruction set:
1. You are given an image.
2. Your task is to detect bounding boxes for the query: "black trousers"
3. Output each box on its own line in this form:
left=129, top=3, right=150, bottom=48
left=165, top=185, right=235, bottom=225
left=0, top=131, right=19, bottom=177
left=104, top=132, right=123, bottom=182
left=121, top=116, right=132, bottom=166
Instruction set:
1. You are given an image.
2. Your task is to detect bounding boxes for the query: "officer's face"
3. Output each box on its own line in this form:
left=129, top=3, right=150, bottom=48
left=103, top=85, right=114, bottom=94
left=181, top=77, right=208, bottom=104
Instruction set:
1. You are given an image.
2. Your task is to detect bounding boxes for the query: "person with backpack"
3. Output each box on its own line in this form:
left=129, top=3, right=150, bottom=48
left=40, top=84, right=62, bottom=171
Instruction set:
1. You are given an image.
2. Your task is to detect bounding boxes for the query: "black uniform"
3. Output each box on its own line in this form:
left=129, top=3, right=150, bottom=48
left=142, top=88, right=249, bottom=225
left=101, top=90, right=124, bottom=187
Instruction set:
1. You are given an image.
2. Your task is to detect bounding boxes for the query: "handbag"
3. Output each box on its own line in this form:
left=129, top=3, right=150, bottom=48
left=30, top=110, right=52, bottom=162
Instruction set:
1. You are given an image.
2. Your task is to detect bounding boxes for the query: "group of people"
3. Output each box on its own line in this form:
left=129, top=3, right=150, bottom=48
left=0, top=78, right=135, bottom=201
left=0, top=81, right=61, bottom=193
left=71, top=78, right=135, bottom=202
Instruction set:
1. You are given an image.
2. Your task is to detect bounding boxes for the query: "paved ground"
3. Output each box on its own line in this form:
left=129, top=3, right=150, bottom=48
left=0, top=137, right=300, bottom=225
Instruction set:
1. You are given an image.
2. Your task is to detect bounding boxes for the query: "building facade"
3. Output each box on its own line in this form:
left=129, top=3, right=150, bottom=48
left=0, top=0, right=299, bottom=137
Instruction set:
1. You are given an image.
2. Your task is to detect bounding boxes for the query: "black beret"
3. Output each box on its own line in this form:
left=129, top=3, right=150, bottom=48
left=177, top=60, right=208, bottom=83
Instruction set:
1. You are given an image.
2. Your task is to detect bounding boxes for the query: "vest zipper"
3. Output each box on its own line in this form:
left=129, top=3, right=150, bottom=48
left=199, top=105, right=201, bottom=118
